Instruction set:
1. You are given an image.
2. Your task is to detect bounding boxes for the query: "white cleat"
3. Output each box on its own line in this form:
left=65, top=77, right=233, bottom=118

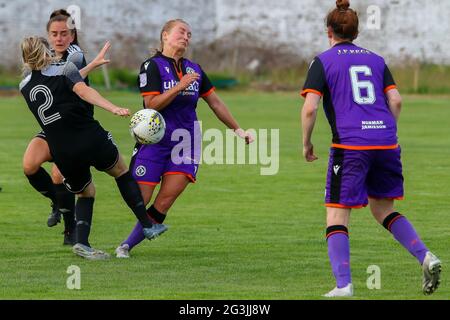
left=422, top=251, right=441, bottom=295
left=323, top=283, right=353, bottom=298
left=72, top=243, right=110, bottom=260
left=115, top=244, right=130, bottom=259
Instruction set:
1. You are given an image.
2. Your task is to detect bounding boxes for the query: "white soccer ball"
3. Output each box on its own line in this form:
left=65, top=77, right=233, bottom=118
left=129, top=109, right=166, bottom=144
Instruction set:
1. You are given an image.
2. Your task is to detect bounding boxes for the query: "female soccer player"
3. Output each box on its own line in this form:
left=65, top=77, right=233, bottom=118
left=22, top=9, right=107, bottom=245
left=20, top=36, right=166, bottom=260
left=115, top=19, right=254, bottom=258
left=301, top=0, right=441, bottom=297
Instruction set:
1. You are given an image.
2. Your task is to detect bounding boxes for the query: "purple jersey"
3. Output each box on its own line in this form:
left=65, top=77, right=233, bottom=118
left=302, top=42, right=398, bottom=149
left=138, top=53, right=214, bottom=151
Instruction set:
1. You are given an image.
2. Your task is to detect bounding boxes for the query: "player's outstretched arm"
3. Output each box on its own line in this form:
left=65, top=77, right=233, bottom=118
left=78, top=41, right=111, bottom=79
left=72, top=82, right=130, bottom=117
left=203, top=91, right=254, bottom=144
left=385, top=88, right=402, bottom=122
left=301, top=92, right=320, bottom=162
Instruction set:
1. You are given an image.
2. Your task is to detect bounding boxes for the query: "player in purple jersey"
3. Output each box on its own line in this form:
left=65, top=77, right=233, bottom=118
left=115, top=19, right=254, bottom=258
left=22, top=9, right=110, bottom=245
left=301, top=0, right=441, bottom=297
left=20, top=36, right=165, bottom=259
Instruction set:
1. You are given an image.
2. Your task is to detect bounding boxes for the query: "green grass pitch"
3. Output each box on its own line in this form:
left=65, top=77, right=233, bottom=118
left=0, top=90, right=448, bottom=299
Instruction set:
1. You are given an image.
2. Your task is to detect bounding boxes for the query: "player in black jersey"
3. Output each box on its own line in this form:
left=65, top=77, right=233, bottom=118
left=22, top=10, right=112, bottom=245
left=20, top=36, right=167, bottom=260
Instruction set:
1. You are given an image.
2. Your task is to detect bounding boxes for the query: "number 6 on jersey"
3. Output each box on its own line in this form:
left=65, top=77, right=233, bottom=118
left=349, top=65, right=376, bottom=105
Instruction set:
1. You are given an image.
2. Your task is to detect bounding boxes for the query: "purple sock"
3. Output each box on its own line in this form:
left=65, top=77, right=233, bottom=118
left=384, top=213, right=428, bottom=264
left=122, top=222, right=146, bottom=250
left=326, top=226, right=351, bottom=288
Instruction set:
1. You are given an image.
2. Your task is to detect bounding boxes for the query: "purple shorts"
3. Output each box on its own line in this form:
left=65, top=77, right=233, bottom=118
left=325, top=147, right=404, bottom=208
left=130, top=143, right=199, bottom=186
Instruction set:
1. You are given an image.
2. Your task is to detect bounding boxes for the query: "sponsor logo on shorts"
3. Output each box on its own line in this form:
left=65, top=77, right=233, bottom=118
left=135, top=165, right=146, bottom=177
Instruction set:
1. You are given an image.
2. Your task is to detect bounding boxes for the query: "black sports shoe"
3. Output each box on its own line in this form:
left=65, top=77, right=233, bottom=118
left=63, top=230, right=77, bottom=246
left=47, top=204, right=61, bottom=227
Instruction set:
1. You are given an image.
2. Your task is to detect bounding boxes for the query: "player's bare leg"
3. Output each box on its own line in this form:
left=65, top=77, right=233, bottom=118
left=369, top=198, right=441, bottom=295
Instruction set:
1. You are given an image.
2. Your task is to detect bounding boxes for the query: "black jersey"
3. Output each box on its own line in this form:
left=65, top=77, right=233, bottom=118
left=20, top=61, right=107, bottom=158
left=62, top=44, right=94, bottom=116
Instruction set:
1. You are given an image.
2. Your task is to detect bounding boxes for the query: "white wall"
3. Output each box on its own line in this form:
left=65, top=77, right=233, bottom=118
left=1, top=0, right=449, bottom=68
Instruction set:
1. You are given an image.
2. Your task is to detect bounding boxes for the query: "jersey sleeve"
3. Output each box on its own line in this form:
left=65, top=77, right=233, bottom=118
left=63, top=61, right=84, bottom=90
left=300, top=57, right=326, bottom=98
left=138, top=59, right=162, bottom=96
left=383, top=64, right=397, bottom=93
left=199, top=67, right=215, bottom=98
left=66, top=45, right=85, bottom=70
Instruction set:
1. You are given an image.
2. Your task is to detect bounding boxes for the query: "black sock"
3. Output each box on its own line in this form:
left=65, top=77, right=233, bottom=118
left=55, top=184, right=76, bottom=233
left=147, top=205, right=167, bottom=224
left=75, top=197, right=94, bottom=247
left=115, top=171, right=153, bottom=228
left=26, top=167, right=57, bottom=203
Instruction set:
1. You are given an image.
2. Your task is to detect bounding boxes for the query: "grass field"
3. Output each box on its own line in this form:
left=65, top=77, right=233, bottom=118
left=0, top=90, right=449, bottom=300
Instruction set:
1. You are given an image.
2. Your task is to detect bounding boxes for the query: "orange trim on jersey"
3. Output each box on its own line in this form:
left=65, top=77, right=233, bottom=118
left=138, top=181, right=160, bottom=186
left=300, top=89, right=323, bottom=98
left=384, top=85, right=397, bottom=93
left=163, top=171, right=196, bottom=183
left=201, top=87, right=216, bottom=98
left=326, top=230, right=349, bottom=239
left=331, top=143, right=399, bottom=150
left=325, top=203, right=367, bottom=209
left=141, top=91, right=161, bottom=97
left=173, top=62, right=184, bottom=80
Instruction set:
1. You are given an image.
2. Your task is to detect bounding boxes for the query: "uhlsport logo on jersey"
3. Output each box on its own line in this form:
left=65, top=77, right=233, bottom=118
left=186, top=67, right=195, bottom=74
left=164, top=79, right=199, bottom=96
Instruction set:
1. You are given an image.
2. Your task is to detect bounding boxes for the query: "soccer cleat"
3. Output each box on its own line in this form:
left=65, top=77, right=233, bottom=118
left=143, top=223, right=168, bottom=240
left=63, top=230, right=77, bottom=246
left=422, top=251, right=441, bottom=295
left=115, top=244, right=130, bottom=259
left=72, top=243, right=110, bottom=260
left=323, top=283, right=354, bottom=298
left=47, top=204, right=61, bottom=227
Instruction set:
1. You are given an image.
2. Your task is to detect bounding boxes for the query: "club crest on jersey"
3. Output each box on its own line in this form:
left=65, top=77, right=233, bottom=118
left=165, top=67, right=170, bottom=74
left=135, top=165, right=146, bottom=177
left=186, top=67, right=195, bottom=74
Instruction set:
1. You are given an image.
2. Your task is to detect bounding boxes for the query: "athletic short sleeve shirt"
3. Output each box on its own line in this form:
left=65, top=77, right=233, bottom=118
left=137, top=52, right=215, bottom=147
left=301, top=42, right=398, bottom=149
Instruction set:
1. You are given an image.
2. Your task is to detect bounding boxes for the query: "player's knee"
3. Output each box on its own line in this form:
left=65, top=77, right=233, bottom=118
left=23, top=161, right=40, bottom=176
left=77, top=183, right=96, bottom=198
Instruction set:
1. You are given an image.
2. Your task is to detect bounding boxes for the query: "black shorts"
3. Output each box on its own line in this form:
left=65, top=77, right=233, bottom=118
left=35, top=130, right=47, bottom=140
left=55, top=132, right=119, bottom=194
